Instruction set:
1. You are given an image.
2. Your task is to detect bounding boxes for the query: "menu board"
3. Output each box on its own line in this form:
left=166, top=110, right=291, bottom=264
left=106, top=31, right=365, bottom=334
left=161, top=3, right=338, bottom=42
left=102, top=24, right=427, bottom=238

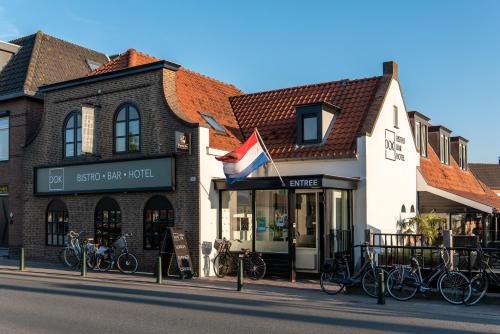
left=169, top=227, right=194, bottom=278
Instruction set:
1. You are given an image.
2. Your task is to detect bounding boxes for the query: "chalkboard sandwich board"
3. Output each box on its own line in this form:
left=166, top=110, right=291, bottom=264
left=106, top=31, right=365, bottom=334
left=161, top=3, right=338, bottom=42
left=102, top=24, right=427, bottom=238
left=159, top=227, right=195, bottom=279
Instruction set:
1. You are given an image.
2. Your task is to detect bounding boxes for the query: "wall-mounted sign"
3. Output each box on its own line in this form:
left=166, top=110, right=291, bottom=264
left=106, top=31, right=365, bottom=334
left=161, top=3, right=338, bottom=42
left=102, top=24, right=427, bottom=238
left=0, top=185, right=8, bottom=195
left=385, top=129, right=405, bottom=162
left=35, top=156, right=175, bottom=195
left=81, top=105, right=95, bottom=154
left=287, top=178, right=321, bottom=188
left=175, top=131, right=190, bottom=153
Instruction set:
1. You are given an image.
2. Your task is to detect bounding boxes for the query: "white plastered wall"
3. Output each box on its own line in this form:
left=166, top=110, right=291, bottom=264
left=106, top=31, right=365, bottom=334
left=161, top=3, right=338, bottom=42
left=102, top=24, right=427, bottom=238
left=198, top=126, right=226, bottom=277
left=364, top=78, right=419, bottom=235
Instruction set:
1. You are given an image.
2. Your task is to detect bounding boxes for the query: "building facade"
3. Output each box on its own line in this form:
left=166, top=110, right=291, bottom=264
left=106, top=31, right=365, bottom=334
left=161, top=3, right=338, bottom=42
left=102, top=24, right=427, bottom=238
left=0, top=32, right=107, bottom=252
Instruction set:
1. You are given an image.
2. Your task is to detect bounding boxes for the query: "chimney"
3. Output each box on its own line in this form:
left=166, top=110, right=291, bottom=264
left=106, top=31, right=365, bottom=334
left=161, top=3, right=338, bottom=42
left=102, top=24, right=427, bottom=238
left=383, top=61, right=398, bottom=80
left=0, top=40, right=20, bottom=72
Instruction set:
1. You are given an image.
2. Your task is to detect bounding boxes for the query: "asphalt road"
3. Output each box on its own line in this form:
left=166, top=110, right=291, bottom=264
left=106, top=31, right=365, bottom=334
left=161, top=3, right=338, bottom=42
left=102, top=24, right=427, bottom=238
left=0, top=271, right=499, bottom=334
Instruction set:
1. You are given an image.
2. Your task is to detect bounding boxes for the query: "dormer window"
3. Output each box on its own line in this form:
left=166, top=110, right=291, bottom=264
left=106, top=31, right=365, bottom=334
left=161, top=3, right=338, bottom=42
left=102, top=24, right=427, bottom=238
left=295, top=102, right=339, bottom=145
left=201, top=113, right=226, bottom=134
left=451, top=136, right=468, bottom=171
left=440, top=134, right=450, bottom=165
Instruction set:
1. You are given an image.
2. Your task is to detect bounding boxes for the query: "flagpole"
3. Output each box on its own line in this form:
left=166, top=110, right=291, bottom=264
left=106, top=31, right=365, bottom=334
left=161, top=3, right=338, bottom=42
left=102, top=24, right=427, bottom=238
left=255, top=128, right=285, bottom=187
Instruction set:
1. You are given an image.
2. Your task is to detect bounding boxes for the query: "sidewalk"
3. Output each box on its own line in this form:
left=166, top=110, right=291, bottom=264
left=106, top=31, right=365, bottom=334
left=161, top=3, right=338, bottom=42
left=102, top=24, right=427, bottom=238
left=0, top=257, right=321, bottom=294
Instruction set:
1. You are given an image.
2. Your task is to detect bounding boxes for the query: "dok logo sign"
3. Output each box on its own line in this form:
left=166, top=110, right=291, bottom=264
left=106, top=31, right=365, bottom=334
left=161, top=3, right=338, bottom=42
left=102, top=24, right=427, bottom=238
left=48, top=168, right=64, bottom=191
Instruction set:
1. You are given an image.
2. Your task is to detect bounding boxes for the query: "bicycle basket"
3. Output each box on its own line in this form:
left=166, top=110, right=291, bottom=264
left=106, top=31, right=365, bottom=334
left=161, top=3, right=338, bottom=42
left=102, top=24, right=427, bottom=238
left=214, top=239, right=223, bottom=251
left=113, top=237, right=126, bottom=251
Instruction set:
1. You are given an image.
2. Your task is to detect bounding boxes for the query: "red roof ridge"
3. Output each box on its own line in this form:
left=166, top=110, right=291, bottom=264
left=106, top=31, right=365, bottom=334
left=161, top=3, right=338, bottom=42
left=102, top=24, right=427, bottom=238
left=231, top=76, right=382, bottom=100
left=178, top=67, right=243, bottom=94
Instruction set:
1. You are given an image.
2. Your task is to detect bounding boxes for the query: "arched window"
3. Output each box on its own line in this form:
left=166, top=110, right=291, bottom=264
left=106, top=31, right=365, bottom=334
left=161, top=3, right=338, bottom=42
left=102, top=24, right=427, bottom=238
left=144, top=196, right=174, bottom=250
left=47, top=200, right=69, bottom=246
left=95, top=197, right=121, bottom=246
left=64, top=111, right=82, bottom=158
left=410, top=205, right=415, bottom=213
left=401, top=205, right=406, bottom=213
left=115, top=104, right=140, bottom=153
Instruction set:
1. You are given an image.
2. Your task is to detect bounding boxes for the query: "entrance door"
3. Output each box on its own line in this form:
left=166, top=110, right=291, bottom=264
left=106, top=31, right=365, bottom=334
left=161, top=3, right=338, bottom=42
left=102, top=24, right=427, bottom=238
left=325, top=189, right=351, bottom=259
left=0, top=197, right=8, bottom=245
left=295, top=191, right=320, bottom=272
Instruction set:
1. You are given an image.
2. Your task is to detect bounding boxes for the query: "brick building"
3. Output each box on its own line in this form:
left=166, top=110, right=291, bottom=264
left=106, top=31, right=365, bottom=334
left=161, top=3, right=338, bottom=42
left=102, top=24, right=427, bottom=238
left=23, top=49, right=242, bottom=273
left=0, top=32, right=107, bottom=253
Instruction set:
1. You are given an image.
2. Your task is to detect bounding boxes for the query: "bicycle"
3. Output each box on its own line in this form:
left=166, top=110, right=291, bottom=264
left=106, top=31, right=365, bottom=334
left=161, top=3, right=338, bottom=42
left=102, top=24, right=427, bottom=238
left=213, top=238, right=266, bottom=280
left=63, top=231, right=97, bottom=269
left=320, top=243, right=389, bottom=298
left=96, top=233, right=138, bottom=274
left=463, top=245, right=500, bottom=306
left=386, top=247, right=471, bottom=305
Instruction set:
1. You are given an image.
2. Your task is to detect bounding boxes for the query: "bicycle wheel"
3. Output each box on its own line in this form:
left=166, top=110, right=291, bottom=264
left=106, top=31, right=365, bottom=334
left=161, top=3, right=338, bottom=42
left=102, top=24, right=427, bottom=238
left=320, top=271, right=346, bottom=295
left=96, top=254, right=112, bottom=272
left=213, top=253, right=230, bottom=278
left=86, top=252, right=97, bottom=270
left=438, top=271, right=471, bottom=305
left=464, top=273, right=488, bottom=306
left=63, top=248, right=80, bottom=267
left=244, top=255, right=266, bottom=280
left=117, top=253, right=138, bottom=274
left=362, top=268, right=389, bottom=298
left=387, top=267, right=418, bottom=301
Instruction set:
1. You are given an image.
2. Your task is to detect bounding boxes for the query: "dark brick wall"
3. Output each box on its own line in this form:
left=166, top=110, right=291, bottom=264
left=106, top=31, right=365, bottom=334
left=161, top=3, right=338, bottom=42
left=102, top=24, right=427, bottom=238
left=22, top=68, right=201, bottom=273
left=0, top=97, right=43, bottom=247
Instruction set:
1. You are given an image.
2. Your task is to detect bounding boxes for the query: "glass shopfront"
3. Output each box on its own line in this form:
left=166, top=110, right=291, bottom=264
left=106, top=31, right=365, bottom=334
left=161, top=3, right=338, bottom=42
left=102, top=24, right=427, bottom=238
left=217, top=175, right=355, bottom=276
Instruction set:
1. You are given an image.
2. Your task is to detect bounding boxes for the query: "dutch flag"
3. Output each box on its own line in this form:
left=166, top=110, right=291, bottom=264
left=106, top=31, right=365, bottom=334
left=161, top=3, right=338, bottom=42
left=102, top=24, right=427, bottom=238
left=216, top=130, right=270, bottom=184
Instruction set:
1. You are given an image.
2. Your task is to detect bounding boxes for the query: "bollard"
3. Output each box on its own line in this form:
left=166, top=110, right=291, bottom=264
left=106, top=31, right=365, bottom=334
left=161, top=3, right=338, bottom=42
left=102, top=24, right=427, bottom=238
left=237, top=257, right=244, bottom=291
left=81, top=249, right=87, bottom=277
left=377, top=271, right=385, bottom=305
left=19, top=247, right=25, bottom=271
left=157, top=256, right=163, bottom=284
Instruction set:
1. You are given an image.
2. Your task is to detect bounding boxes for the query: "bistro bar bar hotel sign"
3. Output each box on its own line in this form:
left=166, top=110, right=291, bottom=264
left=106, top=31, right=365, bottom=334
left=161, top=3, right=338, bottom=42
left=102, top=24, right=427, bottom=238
left=35, top=156, right=175, bottom=195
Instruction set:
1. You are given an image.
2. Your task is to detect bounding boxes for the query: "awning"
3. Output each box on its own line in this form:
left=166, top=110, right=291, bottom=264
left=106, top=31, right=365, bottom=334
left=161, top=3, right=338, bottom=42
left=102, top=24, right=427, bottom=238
left=213, top=174, right=359, bottom=191
left=417, top=170, right=494, bottom=214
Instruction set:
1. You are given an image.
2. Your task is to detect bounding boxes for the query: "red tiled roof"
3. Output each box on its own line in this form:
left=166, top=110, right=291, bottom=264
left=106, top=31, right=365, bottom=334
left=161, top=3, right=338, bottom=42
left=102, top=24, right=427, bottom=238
left=420, top=145, right=500, bottom=211
left=175, top=68, right=243, bottom=151
left=229, top=76, right=385, bottom=159
left=89, top=49, right=244, bottom=151
left=89, top=48, right=159, bottom=75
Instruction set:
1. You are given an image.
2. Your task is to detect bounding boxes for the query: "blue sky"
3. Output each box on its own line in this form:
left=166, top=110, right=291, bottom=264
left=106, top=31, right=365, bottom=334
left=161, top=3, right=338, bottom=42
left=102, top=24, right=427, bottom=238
left=1, top=0, right=498, bottom=162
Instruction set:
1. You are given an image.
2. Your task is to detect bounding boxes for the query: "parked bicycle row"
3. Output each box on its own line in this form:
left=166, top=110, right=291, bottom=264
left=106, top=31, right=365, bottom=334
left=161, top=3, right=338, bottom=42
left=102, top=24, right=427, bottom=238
left=63, top=231, right=138, bottom=274
left=320, top=242, right=500, bottom=306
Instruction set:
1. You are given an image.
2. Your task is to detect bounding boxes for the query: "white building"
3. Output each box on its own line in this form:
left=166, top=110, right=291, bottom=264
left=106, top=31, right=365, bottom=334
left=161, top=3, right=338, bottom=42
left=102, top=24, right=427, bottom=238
left=199, top=61, right=419, bottom=278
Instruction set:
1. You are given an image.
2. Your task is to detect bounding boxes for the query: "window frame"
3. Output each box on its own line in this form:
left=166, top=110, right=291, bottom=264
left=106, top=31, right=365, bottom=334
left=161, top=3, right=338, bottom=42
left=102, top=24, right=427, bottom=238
left=143, top=196, right=175, bottom=250
left=420, top=124, right=428, bottom=158
left=393, top=106, right=399, bottom=128
left=63, top=111, right=83, bottom=159
left=114, top=103, right=141, bottom=154
left=46, top=200, right=69, bottom=247
left=415, top=121, right=421, bottom=152
left=0, top=114, right=9, bottom=162
left=301, top=113, right=320, bottom=144
left=200, top=113, right=227, bottom=134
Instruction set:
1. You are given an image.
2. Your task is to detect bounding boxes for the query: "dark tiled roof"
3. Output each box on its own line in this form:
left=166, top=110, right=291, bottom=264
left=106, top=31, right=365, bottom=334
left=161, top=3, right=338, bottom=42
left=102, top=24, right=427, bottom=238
left=229, top=76, right=385, bottom=159
left=420, top=146, right=500, bottom=211
left=0, top=31, right=108, bottom=99
left=89, top=49, right=244, bottom=151
left=469, top=163, right=500, bottom=189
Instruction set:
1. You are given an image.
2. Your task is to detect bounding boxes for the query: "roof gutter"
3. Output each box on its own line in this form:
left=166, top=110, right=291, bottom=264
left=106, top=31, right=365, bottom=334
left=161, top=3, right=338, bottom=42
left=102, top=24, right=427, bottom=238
left=39, top=60, right=181, bottom=93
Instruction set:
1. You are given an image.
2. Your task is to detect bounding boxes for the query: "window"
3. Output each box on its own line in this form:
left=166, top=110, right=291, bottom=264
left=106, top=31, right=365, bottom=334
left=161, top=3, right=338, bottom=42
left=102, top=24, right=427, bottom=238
left=201, top=113, right=226, bottom=134
left=221, top=190, right=252, bottom=252
left=393, top=106, right=399, bottom=128
left=255, top=190, right=289, bottom=253
left=420, top=124, right=428, bottom=157
left=115, top=104, right=140, bottom=153
left=459, top=143, right=467, bottom=170
left=144, top=196, right=175, bottom=250
left=415, top=121, right=421, bottom=151
left=444, top=136, right=450, bottom=164
left=95, top=197, right=121, bottom=246
left=302, top=114, right=319, bottom=142
left=46, top=200, right=69, bottom=246
left=0, top=115, right=8, bottom=161
left=325, top=190, right=350, bottom=257
left=64, top=112, right=82, bottom=158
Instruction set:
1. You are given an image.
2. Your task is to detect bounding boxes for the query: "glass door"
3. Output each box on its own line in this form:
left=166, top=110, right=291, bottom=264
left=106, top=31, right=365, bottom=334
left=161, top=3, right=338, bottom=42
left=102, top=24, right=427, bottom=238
left=325, top=190, right=351, bottom=259
left=295, top=191, right=320, bottom=272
